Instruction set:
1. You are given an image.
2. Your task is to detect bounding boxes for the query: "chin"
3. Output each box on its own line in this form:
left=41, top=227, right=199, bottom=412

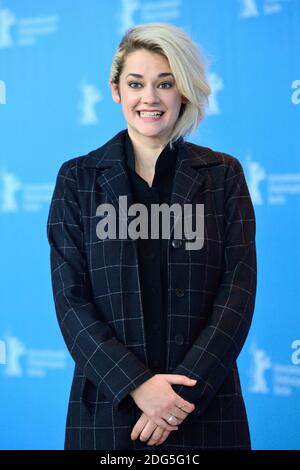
left=136, top=126, right=170, bottom=137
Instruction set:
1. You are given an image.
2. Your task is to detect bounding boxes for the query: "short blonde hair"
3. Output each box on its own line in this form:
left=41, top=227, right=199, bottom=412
left=110, top=22, right=211, bottom=148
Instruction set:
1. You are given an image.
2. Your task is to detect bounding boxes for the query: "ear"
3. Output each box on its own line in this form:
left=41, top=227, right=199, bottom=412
left=109, top=79, right=121, bottom=103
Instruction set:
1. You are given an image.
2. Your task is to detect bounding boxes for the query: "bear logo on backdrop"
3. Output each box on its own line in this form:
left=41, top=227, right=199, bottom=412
left=78, top=80, right=102, bottom=126
left=0, top=340, right=6, bottom=364
left=0, top=0, right=299, bottom=451
left=0, top=4, right=58, bottom=48
left=245, top=159, right=300, bottom=206
left=0, top=79, right=6, bottom=104
left=0, top=170, right=53, bottom=213
left=249, top=342, right=300, bottom=398
left=240, top=0, right=289, bottom=18
left=0, top=6, right=15, bottom=48
left=206, top=72, right=223, bottom=116
left=0, top=334, right=69, bottom=378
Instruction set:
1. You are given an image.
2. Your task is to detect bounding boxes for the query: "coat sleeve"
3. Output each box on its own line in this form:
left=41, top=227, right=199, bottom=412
left=46, top=161, right=155, bottom=411
left=171, top=157, right=257, bottom=417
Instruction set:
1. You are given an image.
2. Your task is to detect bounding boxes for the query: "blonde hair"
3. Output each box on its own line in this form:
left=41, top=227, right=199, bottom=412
left=110, top=22, right=211, bottom=148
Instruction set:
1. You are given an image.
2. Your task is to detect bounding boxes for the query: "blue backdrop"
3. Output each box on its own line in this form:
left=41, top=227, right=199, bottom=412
left=0, top=0, right=299, bottom=450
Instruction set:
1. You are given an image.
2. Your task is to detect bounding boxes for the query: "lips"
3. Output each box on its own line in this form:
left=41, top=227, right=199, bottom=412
left=137, top=110, right=165, bottom=113
left=137, top=111, right=164, bottom=121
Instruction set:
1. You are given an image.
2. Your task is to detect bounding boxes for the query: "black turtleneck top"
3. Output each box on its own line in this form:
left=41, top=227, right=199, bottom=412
left=124, top=131, right=181, bottom=373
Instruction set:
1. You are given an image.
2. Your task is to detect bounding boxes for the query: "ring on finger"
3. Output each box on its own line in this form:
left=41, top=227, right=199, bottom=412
left=166, top=414, right=177, bottom=424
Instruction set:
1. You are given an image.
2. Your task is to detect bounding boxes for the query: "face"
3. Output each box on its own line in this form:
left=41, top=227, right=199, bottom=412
left=110, top=49, right=186, bottom=146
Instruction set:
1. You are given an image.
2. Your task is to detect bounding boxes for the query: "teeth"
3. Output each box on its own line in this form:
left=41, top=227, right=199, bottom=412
left=139, top=111, right=163, bottom=117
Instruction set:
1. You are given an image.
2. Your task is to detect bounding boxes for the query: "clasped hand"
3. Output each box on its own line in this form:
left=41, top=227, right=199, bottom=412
left=129, top=374, right=197, bottom=446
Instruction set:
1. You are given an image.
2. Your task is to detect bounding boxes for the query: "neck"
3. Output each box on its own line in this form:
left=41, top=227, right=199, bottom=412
left=127, top=128, right=170, bottom=172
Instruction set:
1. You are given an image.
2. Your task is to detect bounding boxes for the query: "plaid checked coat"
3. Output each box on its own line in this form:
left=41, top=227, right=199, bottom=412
left=47, top=129, right=257, bottom=450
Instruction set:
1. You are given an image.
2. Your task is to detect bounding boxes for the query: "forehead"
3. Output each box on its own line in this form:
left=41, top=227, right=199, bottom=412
left=122, top=49, right=171, bottom=73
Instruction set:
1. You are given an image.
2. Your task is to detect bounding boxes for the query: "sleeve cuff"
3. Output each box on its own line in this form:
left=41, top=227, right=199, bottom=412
left=112, top=368, right=155, bottom=411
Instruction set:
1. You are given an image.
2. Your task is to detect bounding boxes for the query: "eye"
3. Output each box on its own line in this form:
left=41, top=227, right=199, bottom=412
left=127, top=81, right=174, bottom=89
left=159, top=82, right=173, bottom=89
left=128, top=82, right=142, bottom=88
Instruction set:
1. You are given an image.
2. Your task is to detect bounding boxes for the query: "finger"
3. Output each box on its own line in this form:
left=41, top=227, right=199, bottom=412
left=176, top=403, right=191, bottom=414
left=131, top=414, right=148, bottom=440
left=146, top=427, right=164, bottom=446
left=131, top=420, right=146, bottom=441
left=166, top=375, right=197, bottom=386
left=164, top=412, right=183, bottom=427
left=156, top=416, right=179, bottom=432
left=171, top=407, right=189, bottom=421
left=155, top=430, right=170, bottom=446
left=178, top=399, right=196, bottom=413
left=174, top=403, right=197, bottom=424
left=139, top=420, right=158, bottom=442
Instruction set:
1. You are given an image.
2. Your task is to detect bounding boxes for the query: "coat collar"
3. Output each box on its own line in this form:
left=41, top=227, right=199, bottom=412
left=83, top=130, right=221, bottom=231
left=82, top=129, right=220, bottom=170
left=124, top=129, right=179, bottom=178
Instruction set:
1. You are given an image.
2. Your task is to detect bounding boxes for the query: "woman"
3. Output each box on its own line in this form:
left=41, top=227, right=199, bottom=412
left=47, top=22, right=257, bottom=450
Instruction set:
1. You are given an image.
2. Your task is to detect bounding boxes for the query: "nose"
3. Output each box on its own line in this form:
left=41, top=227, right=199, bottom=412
left=141, top=84, right=160, bottom=104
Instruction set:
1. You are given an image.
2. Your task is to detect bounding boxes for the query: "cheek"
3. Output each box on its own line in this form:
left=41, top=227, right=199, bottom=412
left=167, top=95, right=182, bottom=112
left=125, top=96, right=139, bottom=110
left=119, top=86, right=136, bottom=107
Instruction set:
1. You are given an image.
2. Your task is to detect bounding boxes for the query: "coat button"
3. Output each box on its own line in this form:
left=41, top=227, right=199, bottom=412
left=175, top=287, right=185, bottom=297
left=171, top=239, right=182, bottom=248
left=174, top=334, right=184, bottom=345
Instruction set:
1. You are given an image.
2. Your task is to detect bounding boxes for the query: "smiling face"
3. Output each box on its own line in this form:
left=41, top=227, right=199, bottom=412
left=110, top=49, right=186, bottom=146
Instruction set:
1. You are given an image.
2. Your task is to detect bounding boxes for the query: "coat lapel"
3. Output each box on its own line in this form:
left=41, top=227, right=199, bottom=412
left=93, top=138, right=134, bottom=219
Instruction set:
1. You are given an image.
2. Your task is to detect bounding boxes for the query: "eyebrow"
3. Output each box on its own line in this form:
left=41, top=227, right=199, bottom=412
left=126, top=73, right=174, bottom=79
